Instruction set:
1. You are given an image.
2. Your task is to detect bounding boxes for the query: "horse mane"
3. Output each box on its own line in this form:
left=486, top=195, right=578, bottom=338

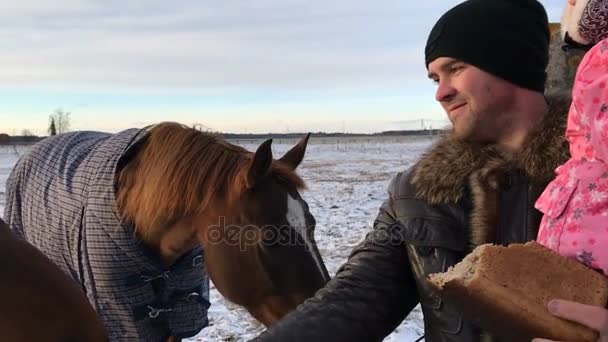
left=116, top=122, right=305, bottom=237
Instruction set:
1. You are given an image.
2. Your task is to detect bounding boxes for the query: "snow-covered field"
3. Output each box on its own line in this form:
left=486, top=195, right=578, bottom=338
left=0, top=136, right=433, bottom=341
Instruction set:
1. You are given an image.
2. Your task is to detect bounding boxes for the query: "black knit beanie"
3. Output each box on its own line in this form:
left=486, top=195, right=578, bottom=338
left=425, top=0, right=550, bottom=92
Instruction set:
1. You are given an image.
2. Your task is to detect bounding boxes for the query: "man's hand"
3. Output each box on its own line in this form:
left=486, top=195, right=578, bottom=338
left=532, top=299, right=608, bottom=342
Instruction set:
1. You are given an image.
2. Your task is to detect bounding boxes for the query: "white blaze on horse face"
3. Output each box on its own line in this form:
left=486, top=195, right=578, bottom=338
left=286, top=194, right=327, bottom=281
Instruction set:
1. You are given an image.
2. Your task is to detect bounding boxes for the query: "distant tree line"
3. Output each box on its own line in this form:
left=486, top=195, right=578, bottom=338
left=219, top=129, right=444, bottom=140
left=0, top=134, right=41, bottom=144
left=2, top=110, right=444, bottom=145
left=0, top=108, right=72, bottom=145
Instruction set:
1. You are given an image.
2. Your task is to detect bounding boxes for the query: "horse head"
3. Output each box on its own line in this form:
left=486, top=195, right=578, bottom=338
left=201, top=134, right=330, bottom=326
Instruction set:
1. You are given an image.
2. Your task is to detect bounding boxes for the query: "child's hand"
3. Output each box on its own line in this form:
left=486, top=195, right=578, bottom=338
left=532, top=299, right=608, bottom=342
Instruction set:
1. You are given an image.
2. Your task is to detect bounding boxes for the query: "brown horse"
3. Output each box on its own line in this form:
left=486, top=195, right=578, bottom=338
left=0, top=217, right=107, bottom=341
left=4, top=122, right=329, bottom=340
left=116, top=123, right=330, bottom=326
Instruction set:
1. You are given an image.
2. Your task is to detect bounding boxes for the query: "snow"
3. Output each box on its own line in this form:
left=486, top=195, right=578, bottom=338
left=0, top=135, right=433, bottom=341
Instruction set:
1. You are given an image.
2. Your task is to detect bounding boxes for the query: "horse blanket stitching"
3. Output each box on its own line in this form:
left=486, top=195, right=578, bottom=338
left=4, top=129, right=210, bottom=341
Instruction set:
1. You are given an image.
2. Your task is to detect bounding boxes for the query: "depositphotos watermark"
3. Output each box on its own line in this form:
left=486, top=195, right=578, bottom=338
left=201, top=217, right=406, bottom=251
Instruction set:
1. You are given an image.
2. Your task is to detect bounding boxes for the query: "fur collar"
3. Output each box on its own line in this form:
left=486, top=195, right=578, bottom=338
left=411, top=94, right=570, bottom=247
left=411, top=95, right=571, bottom=205
left=411, top=95, right=571, bottom=247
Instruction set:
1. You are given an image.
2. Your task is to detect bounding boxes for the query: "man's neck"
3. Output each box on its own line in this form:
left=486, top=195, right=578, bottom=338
left=497, top=93, right=547, bottom=153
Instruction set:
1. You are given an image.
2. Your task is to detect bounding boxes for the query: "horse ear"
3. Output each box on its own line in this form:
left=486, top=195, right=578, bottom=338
left=278, top=133, right=310, bottom=170
left=247, top=139, right=273, bottom=188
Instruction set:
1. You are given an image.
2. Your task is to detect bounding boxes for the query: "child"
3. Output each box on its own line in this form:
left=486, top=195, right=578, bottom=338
left=535, top=5, right=608, bottom=273
left=561, top=0, right=608, bottom=49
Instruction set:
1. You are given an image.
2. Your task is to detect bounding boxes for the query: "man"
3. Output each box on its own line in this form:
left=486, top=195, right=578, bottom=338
left=253, top=0, right=572, bottom=341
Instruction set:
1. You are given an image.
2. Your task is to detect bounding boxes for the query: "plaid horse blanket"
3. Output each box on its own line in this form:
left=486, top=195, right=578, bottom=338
left=4, top=129, right=210, bottom=341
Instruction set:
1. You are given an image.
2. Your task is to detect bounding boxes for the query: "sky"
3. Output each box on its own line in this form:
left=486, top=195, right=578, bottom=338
left=0, top=0, right=566, bottom=135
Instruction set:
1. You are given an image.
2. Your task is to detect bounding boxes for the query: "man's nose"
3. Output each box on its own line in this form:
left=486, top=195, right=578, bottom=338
left=435, top=80, right=456, bottom=103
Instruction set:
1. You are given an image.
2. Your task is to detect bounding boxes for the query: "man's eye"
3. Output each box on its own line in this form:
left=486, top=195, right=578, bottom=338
left=432, top=79, right=439, bottom=85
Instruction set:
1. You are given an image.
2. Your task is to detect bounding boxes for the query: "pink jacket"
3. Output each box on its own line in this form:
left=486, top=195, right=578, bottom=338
left=536, top=39, right=608, bottom=275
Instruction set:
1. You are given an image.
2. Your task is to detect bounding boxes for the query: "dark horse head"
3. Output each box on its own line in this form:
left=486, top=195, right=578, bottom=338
left=116, top=122, right=330, bottom=326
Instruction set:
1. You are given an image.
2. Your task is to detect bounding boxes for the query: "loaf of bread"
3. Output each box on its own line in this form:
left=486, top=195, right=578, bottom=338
left=428, top=241, right=608, bottom=342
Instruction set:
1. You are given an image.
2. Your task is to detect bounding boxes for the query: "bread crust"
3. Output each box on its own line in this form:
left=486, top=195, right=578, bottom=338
left=429, top=242, right=608, bottom=342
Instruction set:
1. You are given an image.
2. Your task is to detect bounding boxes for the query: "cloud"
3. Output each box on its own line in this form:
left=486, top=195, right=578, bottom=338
left=0, top=0, right=471, bottom=93
left=0, top=0, right=568, bottom=134
left=0, top=0, right=564, bottom=94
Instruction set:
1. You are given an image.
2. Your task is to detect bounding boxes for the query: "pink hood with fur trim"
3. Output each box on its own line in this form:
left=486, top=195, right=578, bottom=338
left=561, top=0, right=608, bottom=45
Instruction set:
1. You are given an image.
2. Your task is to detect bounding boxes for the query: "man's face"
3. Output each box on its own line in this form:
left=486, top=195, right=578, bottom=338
left=427, top=57, right=517, bottom=142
